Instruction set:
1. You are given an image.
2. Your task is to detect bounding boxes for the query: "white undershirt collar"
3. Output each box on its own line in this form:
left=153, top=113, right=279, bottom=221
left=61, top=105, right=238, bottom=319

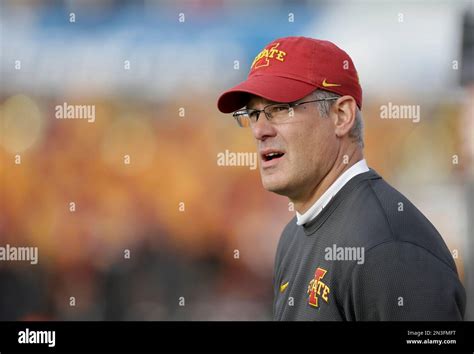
left=296, top=159, right=369, bottom=226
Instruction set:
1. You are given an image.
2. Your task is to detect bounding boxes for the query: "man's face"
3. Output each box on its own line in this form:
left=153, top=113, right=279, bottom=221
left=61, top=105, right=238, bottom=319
left=248, top=93, right=339, bottom=201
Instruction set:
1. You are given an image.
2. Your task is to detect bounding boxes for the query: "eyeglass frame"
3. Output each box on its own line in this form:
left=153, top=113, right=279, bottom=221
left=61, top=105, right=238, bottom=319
left=232, top=97, right=339, bottom=127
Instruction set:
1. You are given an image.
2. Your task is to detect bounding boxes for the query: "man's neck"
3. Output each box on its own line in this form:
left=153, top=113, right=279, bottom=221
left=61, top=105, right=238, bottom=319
left=292, top=148, right=364, bottom=214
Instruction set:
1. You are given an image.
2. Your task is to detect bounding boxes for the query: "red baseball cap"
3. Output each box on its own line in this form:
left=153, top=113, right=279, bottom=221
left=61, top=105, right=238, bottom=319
left=217, top=36, right=362, bottom=113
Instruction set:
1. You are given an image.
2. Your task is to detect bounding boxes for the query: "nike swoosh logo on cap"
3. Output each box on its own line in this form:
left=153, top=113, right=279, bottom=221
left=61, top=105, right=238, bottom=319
left=322, top=79, right=341, bottom=87
left=280, top=281, right=289, bottom=293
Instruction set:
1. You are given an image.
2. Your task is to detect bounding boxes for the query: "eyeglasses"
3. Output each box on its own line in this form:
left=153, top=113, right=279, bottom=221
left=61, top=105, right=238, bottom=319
left=232, top=97, right=339, bottom=128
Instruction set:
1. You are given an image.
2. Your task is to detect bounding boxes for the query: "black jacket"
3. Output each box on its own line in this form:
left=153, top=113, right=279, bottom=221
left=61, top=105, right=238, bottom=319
left=273, top=169, right=466, bottom=321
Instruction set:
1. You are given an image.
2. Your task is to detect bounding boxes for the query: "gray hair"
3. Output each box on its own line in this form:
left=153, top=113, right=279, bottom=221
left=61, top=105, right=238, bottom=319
left=312, top=89, right=364, bottom=149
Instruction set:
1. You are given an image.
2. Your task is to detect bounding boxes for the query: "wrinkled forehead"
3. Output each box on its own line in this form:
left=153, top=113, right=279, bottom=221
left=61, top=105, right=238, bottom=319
left=246, top=90, right=317, bottom=110
left=245, top=95, right=277, bottom=110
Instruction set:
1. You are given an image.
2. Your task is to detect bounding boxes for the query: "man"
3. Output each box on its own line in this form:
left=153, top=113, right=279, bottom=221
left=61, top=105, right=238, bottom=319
left=217, top=36, right=466, bottom=320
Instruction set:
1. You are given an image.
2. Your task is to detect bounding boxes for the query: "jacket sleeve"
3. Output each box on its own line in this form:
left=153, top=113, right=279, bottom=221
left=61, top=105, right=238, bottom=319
left=348, top=241, right=466, bottom=321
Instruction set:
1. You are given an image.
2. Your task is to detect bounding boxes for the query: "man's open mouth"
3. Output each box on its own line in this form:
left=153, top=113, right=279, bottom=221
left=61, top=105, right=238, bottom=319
left=261, top=151, right=285, bottom=162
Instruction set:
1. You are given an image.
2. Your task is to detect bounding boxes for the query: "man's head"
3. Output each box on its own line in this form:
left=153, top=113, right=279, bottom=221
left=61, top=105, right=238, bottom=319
left=245, top=89, right=362, bottom=200
left=217, top=36, right=364, bottom=201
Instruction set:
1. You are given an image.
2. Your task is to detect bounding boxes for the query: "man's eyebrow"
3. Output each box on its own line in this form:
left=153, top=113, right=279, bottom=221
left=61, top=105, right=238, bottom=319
left=246, top=100, right=274, bottom=110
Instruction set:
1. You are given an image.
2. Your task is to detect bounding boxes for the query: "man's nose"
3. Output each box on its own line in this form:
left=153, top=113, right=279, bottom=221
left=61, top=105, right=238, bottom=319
left=251, top=112, right=277, bottom=141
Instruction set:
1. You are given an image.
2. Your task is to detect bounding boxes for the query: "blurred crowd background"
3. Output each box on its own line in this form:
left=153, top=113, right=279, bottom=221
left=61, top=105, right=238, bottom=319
left=0, top=0, right=473, bottom=321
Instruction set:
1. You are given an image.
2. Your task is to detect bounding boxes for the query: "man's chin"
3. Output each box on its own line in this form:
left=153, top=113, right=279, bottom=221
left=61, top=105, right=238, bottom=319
left=261, top=176, right=291, bottom=196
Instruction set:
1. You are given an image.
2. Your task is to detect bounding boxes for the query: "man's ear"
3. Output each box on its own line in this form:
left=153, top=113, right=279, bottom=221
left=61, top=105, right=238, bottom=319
left=332, top=96, right=357, bottom=138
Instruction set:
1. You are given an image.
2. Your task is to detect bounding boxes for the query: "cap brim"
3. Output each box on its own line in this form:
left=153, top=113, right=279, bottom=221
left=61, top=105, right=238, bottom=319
left=217, top=75, right=317, bottom=113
